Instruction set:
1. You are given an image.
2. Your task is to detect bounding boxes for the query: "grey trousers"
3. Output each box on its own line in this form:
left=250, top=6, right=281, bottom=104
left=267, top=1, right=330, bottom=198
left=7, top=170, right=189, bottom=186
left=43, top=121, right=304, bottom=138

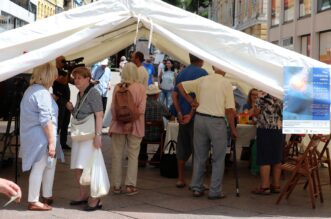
left=191, top=114, right=227, bottom=197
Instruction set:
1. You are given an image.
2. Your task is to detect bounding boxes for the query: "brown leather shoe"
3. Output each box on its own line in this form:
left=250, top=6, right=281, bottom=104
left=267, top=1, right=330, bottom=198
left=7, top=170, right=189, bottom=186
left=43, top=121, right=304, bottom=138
left=28, top=202, right=52, bottom=211
left=41, top=197, right=53, bottom=205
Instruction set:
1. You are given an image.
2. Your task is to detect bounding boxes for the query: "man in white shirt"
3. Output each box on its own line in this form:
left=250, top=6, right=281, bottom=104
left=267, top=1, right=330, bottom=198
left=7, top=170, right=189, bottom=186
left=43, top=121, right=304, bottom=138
left=91, top=58, right=112, bottom=112
left=177, top=66, right=237, bottom=199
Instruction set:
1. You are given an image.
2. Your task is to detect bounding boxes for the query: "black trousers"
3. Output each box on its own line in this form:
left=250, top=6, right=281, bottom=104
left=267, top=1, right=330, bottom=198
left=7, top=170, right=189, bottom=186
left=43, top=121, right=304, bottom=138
left=102, top=97, right=107, bottom=113
left=59, top=108, right=71, bottom=147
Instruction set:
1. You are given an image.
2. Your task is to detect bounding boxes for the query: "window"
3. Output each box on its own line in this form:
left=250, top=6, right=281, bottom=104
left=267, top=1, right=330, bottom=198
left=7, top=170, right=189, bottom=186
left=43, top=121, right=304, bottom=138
left=283, top=37, right=294, bottom=50
left=271, top=40, right=279, bottom=45
left=319, top=31, right=331, bottom=64
left=271, top=0, right=281, bottom=26
left=301, top=35, right=311, bottom=56
left=284, top=0, right=294, bottom=22
left=299, top=0, right=311, bottom=17
left=318, top=0, right=331, bottom=12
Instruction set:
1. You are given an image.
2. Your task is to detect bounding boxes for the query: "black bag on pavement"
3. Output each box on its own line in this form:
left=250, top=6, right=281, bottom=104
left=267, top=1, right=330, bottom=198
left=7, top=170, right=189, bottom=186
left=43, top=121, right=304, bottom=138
left=160, top=140, right=178, bottom=178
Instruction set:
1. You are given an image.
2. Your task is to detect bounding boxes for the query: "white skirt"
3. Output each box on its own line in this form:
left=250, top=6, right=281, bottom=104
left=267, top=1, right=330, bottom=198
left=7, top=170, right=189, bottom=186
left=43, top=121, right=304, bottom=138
left=70, top=139, right=95, bottom=169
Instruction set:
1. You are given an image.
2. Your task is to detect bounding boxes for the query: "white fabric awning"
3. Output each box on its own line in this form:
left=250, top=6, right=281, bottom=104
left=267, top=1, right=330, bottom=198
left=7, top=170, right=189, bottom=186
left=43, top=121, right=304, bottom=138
left=0, top=0, right=329, bottom=99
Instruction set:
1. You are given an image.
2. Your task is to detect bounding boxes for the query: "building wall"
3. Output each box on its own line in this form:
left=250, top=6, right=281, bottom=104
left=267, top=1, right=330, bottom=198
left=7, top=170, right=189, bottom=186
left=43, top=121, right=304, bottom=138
left=268, top=0, right=331, bottom=64
left=37, top=0, right=64, bottom=20
left=214, top=0, right=268, bottom=40
left=0, top=0, right=37, bottom=32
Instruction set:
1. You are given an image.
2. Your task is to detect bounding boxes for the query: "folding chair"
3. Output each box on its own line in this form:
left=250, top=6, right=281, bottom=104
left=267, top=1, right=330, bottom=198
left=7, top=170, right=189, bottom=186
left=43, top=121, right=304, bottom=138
left=316, top=136, right=331, bottom=185
left=140, top=120, right=165, bottom=165
left=283, top=134, right=303, bottom=162
left=276, top=135, right=323, bottom=209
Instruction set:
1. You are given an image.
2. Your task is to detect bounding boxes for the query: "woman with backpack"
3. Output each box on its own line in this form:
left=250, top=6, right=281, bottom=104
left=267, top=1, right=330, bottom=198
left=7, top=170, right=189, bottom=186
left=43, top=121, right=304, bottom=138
left=108, top=62, right=146, bottom=195
left=158, top=59, right=176, bottom=108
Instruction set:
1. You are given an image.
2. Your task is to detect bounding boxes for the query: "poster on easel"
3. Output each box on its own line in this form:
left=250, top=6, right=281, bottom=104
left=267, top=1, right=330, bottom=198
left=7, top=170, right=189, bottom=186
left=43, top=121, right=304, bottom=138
left=283, top=66, right=330, bottom=134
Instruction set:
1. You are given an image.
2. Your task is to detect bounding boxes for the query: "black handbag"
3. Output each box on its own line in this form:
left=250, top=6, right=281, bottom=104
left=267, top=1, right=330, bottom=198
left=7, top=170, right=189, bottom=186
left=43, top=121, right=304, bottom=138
left=160, top=140, right=178, bottom=178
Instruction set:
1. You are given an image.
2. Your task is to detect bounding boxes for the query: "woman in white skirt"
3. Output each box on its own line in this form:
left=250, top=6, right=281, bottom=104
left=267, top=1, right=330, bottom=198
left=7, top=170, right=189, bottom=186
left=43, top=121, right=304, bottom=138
left=66, top=67, right=104, bottom=211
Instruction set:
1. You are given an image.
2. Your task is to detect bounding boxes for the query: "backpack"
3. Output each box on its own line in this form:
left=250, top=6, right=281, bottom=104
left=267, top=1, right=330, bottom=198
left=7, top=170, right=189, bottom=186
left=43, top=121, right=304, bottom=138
left=114, top=83, right=139, bottom=123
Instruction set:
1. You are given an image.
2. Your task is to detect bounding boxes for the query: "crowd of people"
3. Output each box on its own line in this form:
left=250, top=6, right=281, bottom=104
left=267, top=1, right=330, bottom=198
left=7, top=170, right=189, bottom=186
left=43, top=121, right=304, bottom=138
left=0, top=51, right=285, bottom=212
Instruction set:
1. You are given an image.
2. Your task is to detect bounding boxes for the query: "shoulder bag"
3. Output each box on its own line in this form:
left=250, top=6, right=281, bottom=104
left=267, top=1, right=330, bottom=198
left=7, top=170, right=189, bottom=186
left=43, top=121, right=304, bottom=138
left=71, top=89, right=95, bottom=142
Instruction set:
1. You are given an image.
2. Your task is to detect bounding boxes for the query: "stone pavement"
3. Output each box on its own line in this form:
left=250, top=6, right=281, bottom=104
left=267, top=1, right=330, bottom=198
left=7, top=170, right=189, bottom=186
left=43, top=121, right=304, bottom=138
left=0, top=134, right=331, bottom=219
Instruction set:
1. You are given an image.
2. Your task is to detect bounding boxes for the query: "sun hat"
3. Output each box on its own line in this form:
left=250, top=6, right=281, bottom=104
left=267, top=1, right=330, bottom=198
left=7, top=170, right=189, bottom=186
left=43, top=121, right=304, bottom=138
left=146, top=84, right=161, bottom=95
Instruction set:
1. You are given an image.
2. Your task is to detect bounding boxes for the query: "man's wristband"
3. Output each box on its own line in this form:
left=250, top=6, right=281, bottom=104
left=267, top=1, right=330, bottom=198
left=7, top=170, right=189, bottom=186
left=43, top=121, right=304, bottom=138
left=95, top=131, right=102, bottom=136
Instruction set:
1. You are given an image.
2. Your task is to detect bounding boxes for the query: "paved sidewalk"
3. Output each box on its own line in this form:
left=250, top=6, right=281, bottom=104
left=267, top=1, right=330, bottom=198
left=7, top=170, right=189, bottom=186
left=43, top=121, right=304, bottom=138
left=0, top=134, right=331, bottom=219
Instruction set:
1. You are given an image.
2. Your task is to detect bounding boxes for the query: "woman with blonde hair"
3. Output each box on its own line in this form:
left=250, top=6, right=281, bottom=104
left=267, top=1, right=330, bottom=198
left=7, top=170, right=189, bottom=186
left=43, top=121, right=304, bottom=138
left=66, top=67, right=104, bottom=211
left=109, top=62, right=146, bottom=195
left=20, top=62, right=62, bottom=211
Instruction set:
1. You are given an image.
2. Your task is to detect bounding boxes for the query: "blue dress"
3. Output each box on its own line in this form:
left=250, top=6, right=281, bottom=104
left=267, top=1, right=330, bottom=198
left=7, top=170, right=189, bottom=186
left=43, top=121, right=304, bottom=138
left=20, top=84, right=62, bottom=172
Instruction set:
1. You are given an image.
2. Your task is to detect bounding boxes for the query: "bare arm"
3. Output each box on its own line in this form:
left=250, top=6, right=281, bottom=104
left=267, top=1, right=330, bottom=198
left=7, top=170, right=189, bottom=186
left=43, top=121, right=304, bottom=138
left=94, top=111, right=104, bottom=149
left=225, top=108, right=237, bottom=139
left=172, top=91, right=184, bottom=123
left=158, top=71, right=163, bottom=86
left=43, top=121, right=56, bottom=157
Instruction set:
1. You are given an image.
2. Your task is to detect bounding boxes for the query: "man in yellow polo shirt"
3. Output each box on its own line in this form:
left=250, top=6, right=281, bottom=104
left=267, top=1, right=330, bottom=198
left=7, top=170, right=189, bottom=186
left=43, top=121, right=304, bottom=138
left=177, top=66, right=237, bottom=199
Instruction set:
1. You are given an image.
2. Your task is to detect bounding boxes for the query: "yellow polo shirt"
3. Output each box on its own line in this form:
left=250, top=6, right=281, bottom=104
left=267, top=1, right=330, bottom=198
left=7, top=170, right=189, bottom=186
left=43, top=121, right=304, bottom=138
left=182, top=74, right=235, bottom=117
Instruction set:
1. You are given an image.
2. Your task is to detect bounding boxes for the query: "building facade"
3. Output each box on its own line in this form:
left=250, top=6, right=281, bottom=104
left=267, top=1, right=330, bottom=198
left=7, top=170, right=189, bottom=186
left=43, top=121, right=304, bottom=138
left=212, top=0, right=268, bottom=40
left=37, top=0, right=64, bottom=20
left=0, top=0, right=37, bottom=32
left=268, top=0, right=331, bottom=64
left=63, top=0, right=94, bottom=10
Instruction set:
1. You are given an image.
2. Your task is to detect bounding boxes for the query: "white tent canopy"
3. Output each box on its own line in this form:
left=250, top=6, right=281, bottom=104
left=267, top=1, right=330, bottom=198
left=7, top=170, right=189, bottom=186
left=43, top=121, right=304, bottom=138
left=0, top=0, right=329, bottom=99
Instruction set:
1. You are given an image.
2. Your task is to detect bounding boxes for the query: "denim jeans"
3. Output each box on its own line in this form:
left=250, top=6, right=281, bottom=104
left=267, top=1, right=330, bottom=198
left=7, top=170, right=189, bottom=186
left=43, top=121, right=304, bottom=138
left=159, top=89, right=172, bottom=109
left=191, top=114, right=227, bottom=197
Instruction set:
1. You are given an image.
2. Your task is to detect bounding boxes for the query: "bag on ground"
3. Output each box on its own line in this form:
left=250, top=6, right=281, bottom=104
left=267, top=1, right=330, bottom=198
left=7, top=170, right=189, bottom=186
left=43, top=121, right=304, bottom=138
left=114, top=83, right=139, bottom=123
left=160, top=140, right=178, bottom=178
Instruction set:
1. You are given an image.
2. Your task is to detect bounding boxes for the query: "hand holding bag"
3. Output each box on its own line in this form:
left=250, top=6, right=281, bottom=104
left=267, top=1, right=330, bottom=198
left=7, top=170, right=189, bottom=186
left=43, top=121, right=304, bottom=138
left=71, top=89, right=95, bottom=141
left=160, top=140, right=178, bottom=178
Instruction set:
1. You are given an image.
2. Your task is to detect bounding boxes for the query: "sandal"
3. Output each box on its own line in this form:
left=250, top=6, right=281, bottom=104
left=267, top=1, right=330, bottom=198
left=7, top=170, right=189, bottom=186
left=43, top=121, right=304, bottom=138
left=270, top=185, right=281, bottom=194
left=112, top=186, right=122, bottom=195
left=126, top=185, right=138, bottom=196
left=251, top=187, right=271, bottom=195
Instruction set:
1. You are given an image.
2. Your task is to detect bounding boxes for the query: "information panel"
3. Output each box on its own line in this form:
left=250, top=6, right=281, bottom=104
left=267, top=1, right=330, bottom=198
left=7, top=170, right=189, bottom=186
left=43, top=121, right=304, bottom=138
left=283, top=67, right=330, bottom=134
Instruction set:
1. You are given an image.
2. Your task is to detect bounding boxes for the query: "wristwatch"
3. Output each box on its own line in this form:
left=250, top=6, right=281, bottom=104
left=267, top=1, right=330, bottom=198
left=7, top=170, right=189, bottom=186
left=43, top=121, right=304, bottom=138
left=95, top=131, right=102, bottom=136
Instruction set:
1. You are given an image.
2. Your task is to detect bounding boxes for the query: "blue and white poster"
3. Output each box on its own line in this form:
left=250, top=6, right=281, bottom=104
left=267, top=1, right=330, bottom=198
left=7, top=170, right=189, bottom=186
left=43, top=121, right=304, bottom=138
left=283, top=66, right=330, bottom=134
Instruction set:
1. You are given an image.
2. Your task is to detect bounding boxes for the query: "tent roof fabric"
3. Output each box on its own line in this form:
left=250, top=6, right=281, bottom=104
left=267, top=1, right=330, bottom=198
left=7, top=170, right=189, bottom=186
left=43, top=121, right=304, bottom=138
left=0, top=0, right=329, bottom=99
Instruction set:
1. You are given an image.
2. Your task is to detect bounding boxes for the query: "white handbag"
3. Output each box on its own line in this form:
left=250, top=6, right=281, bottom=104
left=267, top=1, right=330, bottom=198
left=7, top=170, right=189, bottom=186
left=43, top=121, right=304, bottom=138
left=71, top=89, right=95, bottom=142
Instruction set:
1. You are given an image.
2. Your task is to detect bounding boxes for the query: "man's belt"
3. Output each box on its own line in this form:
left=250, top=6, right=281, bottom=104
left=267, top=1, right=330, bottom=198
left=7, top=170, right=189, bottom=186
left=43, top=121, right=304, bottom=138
left=196, top=112, right=224, bottom=119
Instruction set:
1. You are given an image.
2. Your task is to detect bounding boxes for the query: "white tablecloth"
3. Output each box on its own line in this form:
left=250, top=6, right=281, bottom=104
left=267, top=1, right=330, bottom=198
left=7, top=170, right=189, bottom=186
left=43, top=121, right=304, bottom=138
left=236, top=124, right=256, bottom=147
